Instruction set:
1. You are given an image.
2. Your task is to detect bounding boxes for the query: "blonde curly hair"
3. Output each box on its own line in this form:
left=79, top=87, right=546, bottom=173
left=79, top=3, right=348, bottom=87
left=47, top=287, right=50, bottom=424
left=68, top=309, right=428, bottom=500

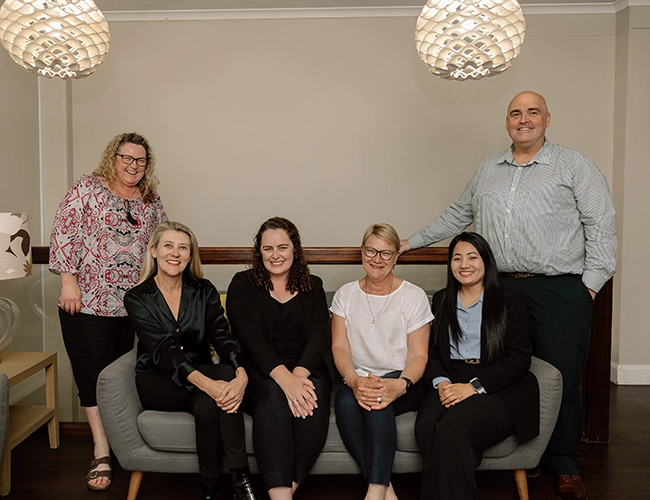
left=92, top=132, right=160, bottom=204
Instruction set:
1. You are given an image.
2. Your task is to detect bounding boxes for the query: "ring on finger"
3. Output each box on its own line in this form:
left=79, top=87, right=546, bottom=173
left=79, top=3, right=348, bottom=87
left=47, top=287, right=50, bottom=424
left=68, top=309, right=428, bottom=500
left=377, top=397, right=382, bottom=403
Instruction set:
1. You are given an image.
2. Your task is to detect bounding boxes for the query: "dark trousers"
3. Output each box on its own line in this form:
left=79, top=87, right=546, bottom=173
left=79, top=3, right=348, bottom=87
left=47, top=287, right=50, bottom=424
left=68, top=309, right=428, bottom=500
left=415, top=362, right=514, bottom=500
left=242, top=363, right=331, bottom=490
left=59, top=309, right=134, bottom=407
left=136, top=363, right=248, bottom=487
left=335, top=371, right=422, bottom=486
left=501, top=274, right=593, bottom=475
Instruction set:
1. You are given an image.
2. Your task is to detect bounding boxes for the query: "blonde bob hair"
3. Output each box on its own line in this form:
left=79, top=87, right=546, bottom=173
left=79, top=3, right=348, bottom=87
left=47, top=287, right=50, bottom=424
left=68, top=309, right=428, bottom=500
left=138, top=221, right=204, bottom=284
left=92, top=132, right=160, bottom=204
left=362, top=223, right=400, bottom=251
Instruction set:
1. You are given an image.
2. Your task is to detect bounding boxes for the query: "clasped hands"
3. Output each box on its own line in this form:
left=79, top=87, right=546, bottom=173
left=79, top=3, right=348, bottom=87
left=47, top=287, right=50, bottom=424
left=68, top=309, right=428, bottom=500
left=281, top=366, right=318, bottom=419
left=203, top=367, right=248, bottom=414
left=437, top=381, right=476, bottom=409
left=348, top=373, right=405, bottom=411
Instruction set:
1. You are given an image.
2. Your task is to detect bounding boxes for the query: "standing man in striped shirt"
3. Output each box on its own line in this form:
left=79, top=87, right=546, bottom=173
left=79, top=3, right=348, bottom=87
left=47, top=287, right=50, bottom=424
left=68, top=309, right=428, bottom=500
left=401, top=91, right=617, bottom=500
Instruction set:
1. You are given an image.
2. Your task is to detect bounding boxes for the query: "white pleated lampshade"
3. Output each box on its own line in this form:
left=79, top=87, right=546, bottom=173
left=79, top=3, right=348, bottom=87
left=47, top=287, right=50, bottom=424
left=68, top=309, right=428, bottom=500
left=415, top=0, right=526, bottom=81
left=0, top=0, right=110, bottom=79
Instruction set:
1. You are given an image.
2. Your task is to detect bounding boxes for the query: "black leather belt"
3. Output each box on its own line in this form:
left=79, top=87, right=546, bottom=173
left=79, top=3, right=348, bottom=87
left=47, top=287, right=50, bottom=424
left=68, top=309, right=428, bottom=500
left=501, top=272, right=544, bottom=279
left=453, top=358, right=480, bottom=365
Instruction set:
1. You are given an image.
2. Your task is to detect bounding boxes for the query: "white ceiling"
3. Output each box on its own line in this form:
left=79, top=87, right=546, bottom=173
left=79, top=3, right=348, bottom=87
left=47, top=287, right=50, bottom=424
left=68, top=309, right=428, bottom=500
left=94, top=0, right=616, bottom=12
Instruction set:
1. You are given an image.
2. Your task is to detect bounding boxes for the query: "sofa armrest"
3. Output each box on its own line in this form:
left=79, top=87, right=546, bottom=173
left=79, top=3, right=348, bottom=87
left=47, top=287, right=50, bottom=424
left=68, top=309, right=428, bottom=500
left=97, top=350, right=150, bottom=470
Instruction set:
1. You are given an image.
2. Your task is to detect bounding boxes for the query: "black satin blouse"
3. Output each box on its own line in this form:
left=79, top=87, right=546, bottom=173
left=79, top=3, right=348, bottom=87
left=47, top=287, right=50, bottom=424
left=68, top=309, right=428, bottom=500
left=124, top=274, right=243, bottom=391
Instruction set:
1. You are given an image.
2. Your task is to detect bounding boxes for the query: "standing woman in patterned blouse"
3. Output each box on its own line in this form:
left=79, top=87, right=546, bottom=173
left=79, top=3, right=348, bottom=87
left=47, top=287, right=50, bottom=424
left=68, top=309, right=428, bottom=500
left=49, top=132, right=166, bottom=491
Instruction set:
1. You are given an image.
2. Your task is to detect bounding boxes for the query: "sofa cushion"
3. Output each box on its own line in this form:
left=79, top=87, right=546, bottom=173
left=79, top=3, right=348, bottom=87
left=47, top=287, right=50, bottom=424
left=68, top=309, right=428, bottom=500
left=138, top=410, right=197, bottom=452
left=483, top=434, right=520, bottom=458
left=138, top=395, right=518, bottom=460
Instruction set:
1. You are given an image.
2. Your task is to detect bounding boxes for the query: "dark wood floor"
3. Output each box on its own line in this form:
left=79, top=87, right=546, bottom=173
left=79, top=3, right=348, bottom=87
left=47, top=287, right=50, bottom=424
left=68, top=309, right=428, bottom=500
left=7, top=384, right=649, bottom=499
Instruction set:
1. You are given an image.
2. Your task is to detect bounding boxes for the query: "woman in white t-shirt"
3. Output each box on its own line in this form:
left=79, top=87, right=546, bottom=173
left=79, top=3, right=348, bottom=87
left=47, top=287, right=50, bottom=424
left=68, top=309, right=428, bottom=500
left=330, top=223, right=433, bottom=500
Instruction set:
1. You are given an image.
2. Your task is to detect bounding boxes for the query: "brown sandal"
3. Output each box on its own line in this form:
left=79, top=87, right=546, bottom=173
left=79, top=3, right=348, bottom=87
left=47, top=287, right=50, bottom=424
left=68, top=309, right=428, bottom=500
left=86, top=456, right=112, bottom=491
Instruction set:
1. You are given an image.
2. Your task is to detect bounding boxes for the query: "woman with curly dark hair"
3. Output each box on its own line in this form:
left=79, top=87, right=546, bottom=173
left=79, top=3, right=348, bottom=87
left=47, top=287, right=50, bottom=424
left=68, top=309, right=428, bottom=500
left=226, top=217, right=331, bottom=500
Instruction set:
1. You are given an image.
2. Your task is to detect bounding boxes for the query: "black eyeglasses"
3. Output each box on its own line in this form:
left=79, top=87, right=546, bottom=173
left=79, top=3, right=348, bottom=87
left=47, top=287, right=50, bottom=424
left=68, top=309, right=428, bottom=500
left=116, top=153, right=147, bottom=167
left=363, top=246, right=397, bottom=261
left=124, top=200, right=139, bottom=226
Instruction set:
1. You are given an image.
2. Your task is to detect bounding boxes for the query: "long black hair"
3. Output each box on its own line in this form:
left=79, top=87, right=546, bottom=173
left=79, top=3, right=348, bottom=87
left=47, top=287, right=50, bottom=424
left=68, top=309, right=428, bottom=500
left=433, top=232, right=507, bottom=364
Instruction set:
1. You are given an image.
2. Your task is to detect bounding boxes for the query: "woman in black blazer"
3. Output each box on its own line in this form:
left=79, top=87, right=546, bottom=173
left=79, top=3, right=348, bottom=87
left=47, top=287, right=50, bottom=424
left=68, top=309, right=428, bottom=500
left=124, top=221, right=257, bottom=500
left=415, top=232, right=539, bottom=500
left=226, top=217, right=331, bottom=500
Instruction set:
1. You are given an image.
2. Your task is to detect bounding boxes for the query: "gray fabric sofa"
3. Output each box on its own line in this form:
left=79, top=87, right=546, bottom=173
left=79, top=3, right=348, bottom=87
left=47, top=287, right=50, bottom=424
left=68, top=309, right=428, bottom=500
left=97, top=349, right=561, bottom=500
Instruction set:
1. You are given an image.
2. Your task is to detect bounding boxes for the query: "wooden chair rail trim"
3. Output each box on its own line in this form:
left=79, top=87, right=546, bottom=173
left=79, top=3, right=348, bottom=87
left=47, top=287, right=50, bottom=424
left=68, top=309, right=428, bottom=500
left=31, top=246, right=449, bottom=266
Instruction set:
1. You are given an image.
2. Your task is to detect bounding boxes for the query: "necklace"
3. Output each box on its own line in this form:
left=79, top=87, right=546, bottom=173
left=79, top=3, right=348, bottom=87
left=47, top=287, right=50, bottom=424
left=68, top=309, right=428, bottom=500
left=364, top=275, right=394, bottom=324
left=111, top=182, right=139, bottom=200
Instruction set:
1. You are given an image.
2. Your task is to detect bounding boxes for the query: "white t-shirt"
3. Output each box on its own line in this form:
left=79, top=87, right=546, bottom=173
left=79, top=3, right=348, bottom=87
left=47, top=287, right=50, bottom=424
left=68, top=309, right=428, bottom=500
left=330, top=280, right=434, bottom=377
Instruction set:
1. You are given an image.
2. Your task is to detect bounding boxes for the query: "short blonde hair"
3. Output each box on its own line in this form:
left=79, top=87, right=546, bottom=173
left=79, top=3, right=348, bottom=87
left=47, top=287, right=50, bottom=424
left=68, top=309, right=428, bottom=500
left=138, top=221, right=203, bottom=284
left=362, top=223, right=400, bottom=251
left=92, top=132, right=160, bottom=204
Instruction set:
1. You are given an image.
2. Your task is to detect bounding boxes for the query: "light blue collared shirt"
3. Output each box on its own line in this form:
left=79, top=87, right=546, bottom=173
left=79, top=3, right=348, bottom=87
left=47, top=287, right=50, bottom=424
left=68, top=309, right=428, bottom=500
left=432, top=292, right=483, bottom=389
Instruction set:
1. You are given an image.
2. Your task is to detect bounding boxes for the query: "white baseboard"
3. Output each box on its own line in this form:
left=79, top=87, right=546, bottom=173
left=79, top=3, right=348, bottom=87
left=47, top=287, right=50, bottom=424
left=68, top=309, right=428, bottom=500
left=610, top=362, right=650, bottom=385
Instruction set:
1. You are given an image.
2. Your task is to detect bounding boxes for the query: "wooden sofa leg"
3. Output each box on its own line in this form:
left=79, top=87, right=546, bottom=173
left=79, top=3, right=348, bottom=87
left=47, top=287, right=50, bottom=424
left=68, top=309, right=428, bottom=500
left=514, top=469, right=529, bottom=500
left=127, top=471, right=144, bottom=500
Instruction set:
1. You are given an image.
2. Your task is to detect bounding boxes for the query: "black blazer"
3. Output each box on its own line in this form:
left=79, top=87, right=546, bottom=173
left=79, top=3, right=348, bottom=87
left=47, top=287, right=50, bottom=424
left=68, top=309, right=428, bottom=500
left=124, top=275, right=242, bottom=390
left=226, top=270, right=329, bottom=377
left=426, top=286, right=540, bottom=442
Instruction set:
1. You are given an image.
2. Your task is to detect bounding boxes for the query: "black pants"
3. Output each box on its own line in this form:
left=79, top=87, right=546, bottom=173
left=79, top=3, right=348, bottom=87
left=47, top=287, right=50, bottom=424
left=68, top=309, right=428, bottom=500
left=501, top=274, right=593, bottom=475
left=59, top=309, right=134, bottom=407
left=136, top=363, right=248, bottom=487
left=242, top=363, right=331, bottom=490
left=415, top=362, right=515, bottom=500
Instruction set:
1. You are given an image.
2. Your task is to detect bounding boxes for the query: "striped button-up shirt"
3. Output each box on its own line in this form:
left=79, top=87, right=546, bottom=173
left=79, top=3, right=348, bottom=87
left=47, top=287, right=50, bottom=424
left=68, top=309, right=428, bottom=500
left=408, top=141, right=617, bottom=292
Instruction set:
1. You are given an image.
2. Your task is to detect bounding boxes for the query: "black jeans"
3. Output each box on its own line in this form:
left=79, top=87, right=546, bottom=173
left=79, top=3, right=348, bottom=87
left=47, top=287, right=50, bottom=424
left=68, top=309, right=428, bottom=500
left=136, top=363, right=248, bottom=487
left=335, top=371, right=421, bottom=486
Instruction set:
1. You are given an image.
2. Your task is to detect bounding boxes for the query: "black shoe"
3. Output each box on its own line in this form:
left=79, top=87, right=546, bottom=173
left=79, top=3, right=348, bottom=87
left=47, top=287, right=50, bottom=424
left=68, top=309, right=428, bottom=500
left=231, top=466, right=257, bottom=500
left=201, top=483, right=219, bottom=500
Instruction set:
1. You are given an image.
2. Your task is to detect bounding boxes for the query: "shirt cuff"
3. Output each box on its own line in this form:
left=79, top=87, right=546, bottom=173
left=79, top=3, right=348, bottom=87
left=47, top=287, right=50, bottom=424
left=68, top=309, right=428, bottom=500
left=408, top=233, right=426, bottom=251
left=582, top=271, right=610, bottom=293
left=432, top=376, right=450, bottom=389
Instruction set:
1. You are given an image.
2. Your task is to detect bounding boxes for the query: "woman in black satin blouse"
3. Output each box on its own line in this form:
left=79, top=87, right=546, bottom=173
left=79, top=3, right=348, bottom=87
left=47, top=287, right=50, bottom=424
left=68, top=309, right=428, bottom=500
left=124, top=220, right=257, bottom=500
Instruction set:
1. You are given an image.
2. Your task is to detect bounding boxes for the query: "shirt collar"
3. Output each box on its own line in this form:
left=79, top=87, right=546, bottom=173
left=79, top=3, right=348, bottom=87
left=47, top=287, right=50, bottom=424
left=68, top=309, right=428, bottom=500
left=456, top=290, right=484, bottom=311
left=499, top=138, right=551, bottom=167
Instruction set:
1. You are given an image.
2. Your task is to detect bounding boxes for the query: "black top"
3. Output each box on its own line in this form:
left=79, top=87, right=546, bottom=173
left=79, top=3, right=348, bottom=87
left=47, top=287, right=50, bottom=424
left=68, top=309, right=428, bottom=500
left=226, top=270, right=329, bottom=377
left=271, top=296, right=304, bottom=370
left=124, top=274, right=242, bottom=391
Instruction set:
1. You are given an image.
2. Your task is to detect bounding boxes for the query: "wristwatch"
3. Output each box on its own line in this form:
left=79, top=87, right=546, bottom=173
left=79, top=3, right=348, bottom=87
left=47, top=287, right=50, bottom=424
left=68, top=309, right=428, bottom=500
left=401, top=376, right=413, bottom=391
left=470, top=377, right=486, bottom=394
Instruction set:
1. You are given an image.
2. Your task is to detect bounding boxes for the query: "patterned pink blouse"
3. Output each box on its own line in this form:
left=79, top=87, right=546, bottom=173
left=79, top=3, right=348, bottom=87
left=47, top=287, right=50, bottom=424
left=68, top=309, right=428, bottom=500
left=50, top=175, right=167, bottom=317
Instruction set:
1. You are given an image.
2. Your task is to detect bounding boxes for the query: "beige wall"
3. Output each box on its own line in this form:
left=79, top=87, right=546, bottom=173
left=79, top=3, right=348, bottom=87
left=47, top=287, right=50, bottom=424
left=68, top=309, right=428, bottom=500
left=611, top=6, right=650, bottom=383
left=0, top=52, right=45, bottom=402
left=1, top=5, right=646, bottom=420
